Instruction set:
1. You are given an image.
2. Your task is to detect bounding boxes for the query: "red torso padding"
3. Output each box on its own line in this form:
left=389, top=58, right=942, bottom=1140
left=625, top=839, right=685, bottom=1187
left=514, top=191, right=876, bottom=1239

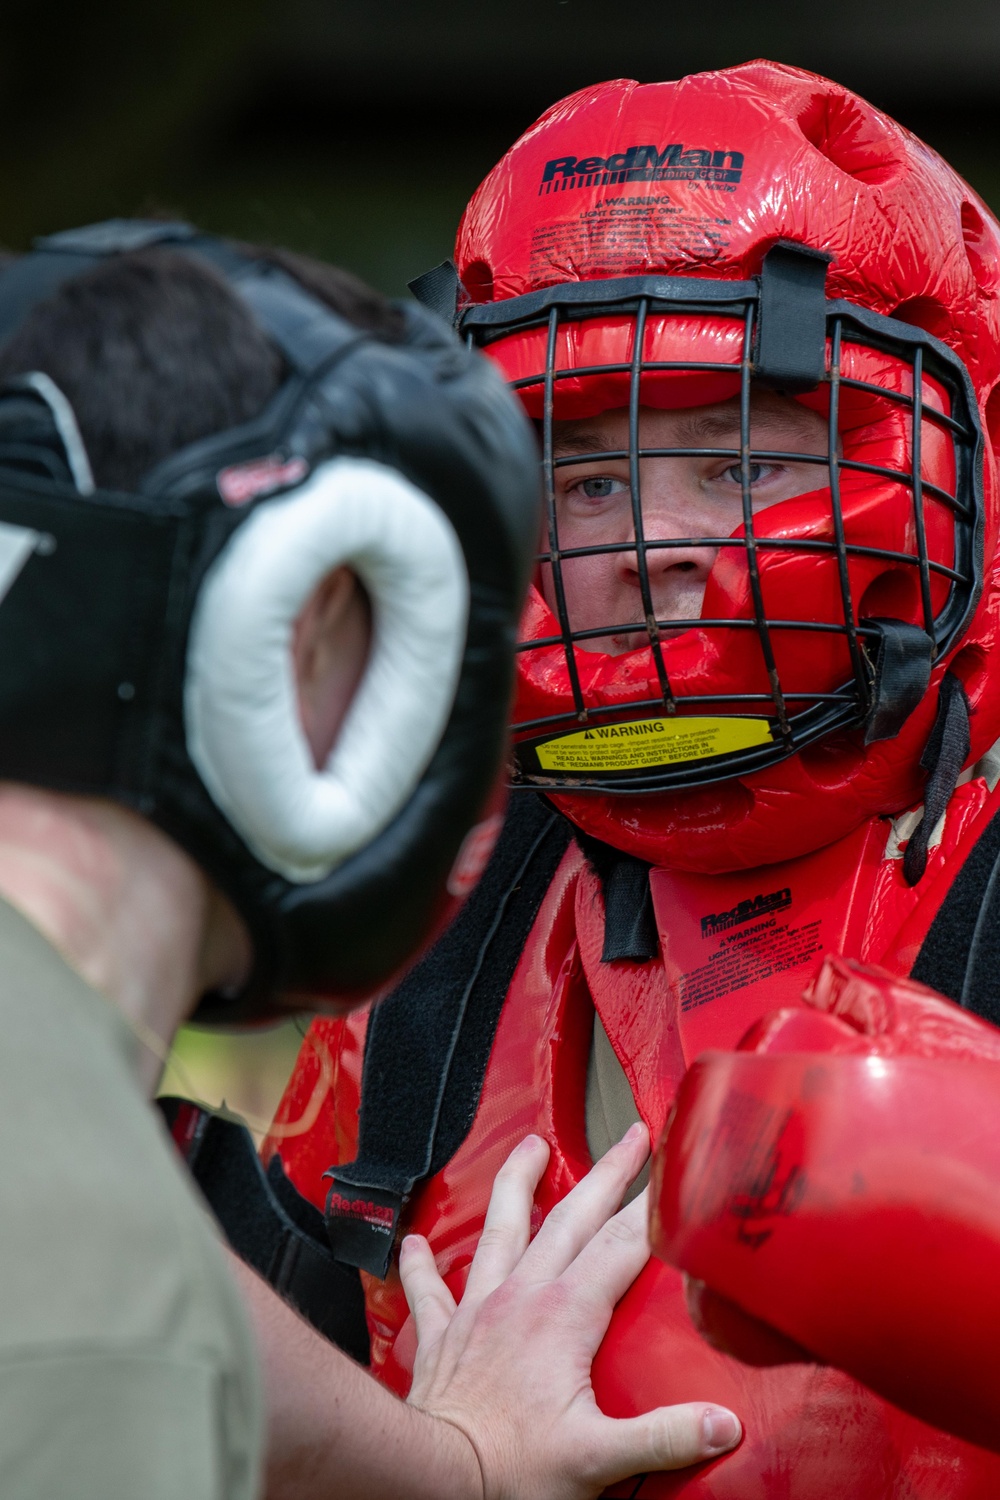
left=268, top=765, right=1000, bottom=1496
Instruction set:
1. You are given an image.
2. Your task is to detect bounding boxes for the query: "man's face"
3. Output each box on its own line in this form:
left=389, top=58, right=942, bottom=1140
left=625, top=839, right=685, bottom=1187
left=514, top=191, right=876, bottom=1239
left=546, top=392, right=829, bottom=654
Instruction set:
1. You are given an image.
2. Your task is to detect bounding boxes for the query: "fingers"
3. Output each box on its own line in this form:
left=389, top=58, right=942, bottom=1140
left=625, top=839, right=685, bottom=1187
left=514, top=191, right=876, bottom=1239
left=461, top=1134, right=550, bottom=1307
left=588, top=1401, right=742, bottom=1489
left=399, top=1233, right=457, bottom=1348
left=515, top=1122, right=651, bottom=1285
left=525, top=1189, right=651, bottom=1369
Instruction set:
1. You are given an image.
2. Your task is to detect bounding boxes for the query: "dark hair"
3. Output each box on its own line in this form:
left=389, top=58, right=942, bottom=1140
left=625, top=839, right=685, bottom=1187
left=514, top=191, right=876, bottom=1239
left=0, top=242, right=405, bottom=491
left=254, top=246, right=404, bottom=345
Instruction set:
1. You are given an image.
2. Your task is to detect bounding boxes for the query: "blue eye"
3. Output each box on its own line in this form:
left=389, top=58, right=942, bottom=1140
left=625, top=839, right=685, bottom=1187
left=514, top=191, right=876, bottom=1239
left=579, top=477, right=628, bottom=499
left=723, top=463, right=765, bottom=485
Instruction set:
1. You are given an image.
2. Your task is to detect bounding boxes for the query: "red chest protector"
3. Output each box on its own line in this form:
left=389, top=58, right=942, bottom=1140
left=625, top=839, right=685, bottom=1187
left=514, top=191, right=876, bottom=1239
left=269, top=764, right=1000, bottom=1497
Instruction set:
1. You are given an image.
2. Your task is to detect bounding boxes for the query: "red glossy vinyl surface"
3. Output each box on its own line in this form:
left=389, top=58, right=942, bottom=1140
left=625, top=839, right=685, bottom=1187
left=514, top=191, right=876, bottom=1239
left=455, top=63, right=1000, bottom=871
left=508, top=334, right=958, bottom=751
left=652, top=1046, right=1000, bottom=1454
left=270, top=782, right=1000, bottom=1495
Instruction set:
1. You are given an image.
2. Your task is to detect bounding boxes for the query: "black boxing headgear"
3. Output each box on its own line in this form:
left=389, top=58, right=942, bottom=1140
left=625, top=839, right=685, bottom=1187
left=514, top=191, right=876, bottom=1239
left=0, top=220, right=540, bottom=1020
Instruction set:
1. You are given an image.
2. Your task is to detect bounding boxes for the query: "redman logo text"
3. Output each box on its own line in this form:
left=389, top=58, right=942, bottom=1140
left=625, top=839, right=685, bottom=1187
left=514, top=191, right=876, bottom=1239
left=327, top=1190, right=395, bottom=1234
left=700, top=887, right=792, bottom=939
left=539, top=143, right=745, bottom=196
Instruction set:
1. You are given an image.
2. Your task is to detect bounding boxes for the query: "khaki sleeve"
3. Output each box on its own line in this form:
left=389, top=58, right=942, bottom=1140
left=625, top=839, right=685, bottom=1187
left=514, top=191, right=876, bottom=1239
left=0, top=1348, right=257, bottom=1500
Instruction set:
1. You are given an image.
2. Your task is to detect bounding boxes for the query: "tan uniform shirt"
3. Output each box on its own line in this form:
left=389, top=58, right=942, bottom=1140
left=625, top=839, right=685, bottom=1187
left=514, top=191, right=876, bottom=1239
left=0, top=897, right=263, bottom=1499
left=586, top=1012, right=649, bottom=1204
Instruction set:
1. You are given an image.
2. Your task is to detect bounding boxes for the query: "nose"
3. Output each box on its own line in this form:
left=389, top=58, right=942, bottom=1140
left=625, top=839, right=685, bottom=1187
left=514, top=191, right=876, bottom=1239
left=615, top=478, right=719, bottom=618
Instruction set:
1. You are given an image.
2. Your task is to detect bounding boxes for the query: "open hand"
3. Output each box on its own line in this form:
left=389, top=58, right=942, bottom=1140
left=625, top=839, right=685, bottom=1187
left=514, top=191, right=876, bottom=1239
left=400, top=1123, right=742, bottom=1500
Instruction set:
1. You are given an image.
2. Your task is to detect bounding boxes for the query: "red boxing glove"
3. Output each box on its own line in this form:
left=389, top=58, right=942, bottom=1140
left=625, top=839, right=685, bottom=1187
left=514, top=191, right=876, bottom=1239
left=651, top=954, right=1000, bottom=1453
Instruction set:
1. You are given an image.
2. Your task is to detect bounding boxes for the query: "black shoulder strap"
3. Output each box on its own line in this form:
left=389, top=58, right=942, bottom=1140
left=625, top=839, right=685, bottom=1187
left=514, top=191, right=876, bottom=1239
left=911, top=800, right=1000, bottom=1022
left=157, top=1097, right=369, bottom=1362
left=325, top=792, right=572, bottom=1276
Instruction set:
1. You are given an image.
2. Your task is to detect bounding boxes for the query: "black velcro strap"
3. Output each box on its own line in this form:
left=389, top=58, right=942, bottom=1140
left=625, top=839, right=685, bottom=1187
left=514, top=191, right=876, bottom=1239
left=754, top=241, right=832, bottom=393
left=903, top=672, right=971, bottom=886
left=407, top=261, right=467, bottom=327
left=158, top=1097, right=369, bottom=1362
left=863, top=618, right=935, bottom=744
left=574, top=831, right=659, bottom=963
left=912, top=796, right=1000, bottom=1017
left=326, top=792, right=572, bottom=1277
left=601, top=859, right=659, bottom=963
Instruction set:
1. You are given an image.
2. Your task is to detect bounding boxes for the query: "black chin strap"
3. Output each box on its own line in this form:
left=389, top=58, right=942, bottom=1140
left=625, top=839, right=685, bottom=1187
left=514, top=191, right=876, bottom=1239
left=903, top=672, right=971, bottom=886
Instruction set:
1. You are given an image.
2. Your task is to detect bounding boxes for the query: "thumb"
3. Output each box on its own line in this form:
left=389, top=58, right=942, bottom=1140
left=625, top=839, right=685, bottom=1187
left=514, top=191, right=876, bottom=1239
left=588, top=1402, right=742, bottom=1488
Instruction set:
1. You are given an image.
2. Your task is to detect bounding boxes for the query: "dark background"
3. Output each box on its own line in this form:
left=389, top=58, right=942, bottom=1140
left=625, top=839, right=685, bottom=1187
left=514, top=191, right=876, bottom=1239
left=5, top=0, right=1000, bottom=296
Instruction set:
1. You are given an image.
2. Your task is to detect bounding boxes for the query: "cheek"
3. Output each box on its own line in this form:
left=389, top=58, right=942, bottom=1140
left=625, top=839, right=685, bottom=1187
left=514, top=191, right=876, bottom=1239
left=545, top=504, right=629, bottom=601
left=542, top=550, right=625, bottom=623
left=552, top=489, right=634, bottom=546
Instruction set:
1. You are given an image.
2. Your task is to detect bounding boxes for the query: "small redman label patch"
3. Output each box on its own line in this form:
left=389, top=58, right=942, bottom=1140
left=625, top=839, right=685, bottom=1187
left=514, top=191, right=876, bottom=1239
left=217, top=453, right=308, bottom=507
left=534, top=716, right=773, bottom=772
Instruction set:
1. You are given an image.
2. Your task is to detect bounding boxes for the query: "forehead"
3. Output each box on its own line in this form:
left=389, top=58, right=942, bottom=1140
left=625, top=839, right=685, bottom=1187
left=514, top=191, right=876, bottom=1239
left=550, top=392, right=826, bottom=454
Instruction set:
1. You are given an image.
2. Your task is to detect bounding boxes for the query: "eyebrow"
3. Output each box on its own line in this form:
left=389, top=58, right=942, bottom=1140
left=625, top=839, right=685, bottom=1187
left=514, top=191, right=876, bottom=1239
left=551, top=430, right=609, bottom=457
left=552, top=403, right=826, bottom=457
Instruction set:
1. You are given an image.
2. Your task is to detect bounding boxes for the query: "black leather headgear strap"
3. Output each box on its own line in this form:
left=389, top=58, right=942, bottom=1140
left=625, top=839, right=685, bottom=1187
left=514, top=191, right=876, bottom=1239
left=754, top=241, right=833, bottom=393
left=0, top=221, right=197, bottom=345
left=0, top=220, right=541, bottom=1020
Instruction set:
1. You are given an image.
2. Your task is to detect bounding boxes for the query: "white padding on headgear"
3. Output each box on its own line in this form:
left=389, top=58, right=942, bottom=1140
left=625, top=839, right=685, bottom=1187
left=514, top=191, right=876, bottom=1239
left=185, top=457, right=469, bottom=882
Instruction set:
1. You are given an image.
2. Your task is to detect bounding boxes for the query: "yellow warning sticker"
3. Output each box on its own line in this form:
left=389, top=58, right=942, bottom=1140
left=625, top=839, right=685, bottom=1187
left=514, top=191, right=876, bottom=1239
left=534, top=716, right=774, bottom=773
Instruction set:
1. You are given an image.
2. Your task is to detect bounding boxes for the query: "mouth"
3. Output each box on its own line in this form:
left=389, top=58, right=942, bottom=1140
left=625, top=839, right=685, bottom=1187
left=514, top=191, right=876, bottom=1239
left=606, top=621, right=696, bottom=654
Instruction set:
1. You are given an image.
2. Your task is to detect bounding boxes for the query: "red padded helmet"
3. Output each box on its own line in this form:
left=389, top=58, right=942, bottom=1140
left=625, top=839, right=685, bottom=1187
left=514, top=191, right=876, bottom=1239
left=444, top=63, right=1000, bottom=872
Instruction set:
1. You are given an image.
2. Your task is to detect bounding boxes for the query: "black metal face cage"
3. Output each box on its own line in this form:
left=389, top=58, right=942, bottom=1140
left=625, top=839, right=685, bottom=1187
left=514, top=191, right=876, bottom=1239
left=451, top=244, right=984, bottom=794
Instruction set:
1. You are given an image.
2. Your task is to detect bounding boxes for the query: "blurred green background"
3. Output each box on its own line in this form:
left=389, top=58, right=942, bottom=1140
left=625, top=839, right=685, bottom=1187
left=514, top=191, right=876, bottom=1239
left=6, top=0, right=998, bottom=1127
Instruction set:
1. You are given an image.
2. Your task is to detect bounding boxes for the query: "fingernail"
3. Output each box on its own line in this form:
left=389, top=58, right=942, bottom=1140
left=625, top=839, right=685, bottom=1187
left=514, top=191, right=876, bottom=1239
left=516, top=1133, right=542, bottom=1153
left=702, top=1407, right=741, bottom=1453
left=622, top=1122, right=645, bottom=1143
